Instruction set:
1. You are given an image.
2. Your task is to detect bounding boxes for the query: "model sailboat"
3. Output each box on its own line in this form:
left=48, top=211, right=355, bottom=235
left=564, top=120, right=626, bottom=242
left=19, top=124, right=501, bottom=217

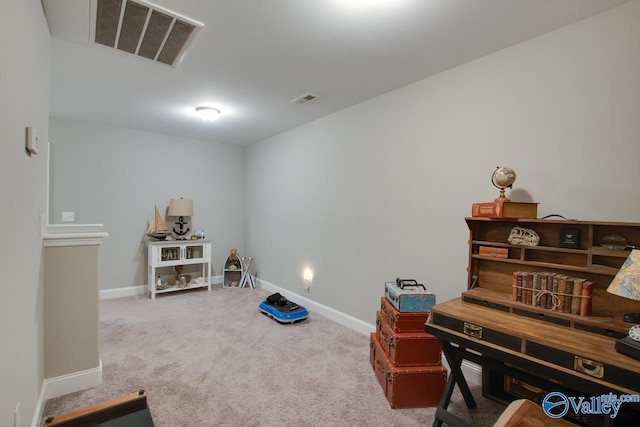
left=146, top=206, right=169, bottom=240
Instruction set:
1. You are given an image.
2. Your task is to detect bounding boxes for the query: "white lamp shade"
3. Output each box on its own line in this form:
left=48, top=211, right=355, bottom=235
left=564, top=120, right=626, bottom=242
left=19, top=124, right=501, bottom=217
left=168, top=198, right=194, bottom=217
left=607, top=249, right=640, bottom=300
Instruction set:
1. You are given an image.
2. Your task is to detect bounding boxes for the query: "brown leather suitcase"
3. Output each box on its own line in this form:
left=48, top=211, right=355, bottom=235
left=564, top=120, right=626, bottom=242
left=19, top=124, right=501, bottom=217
left=370, top=333, right=386, bottom=387
left=380, top=296, right=429, bottom=333
left=370, top=333, right=447, bottom=408
left=376, top=311, right=441, bottom=366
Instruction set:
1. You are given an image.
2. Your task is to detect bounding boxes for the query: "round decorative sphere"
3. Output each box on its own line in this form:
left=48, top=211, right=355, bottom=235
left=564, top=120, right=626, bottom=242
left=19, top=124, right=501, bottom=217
left=492, top=167, right=516, bottom=190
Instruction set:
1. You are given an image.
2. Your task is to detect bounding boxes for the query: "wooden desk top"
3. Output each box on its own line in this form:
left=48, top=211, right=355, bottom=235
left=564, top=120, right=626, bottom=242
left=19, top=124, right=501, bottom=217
left=427, top=297, right=640, bottom=395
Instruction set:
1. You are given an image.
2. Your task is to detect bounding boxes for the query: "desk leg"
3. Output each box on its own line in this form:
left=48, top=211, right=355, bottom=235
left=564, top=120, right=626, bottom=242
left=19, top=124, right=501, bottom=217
left=432, top=341, right=477, bottom=427
left=441, top=342, right=476, bottom=409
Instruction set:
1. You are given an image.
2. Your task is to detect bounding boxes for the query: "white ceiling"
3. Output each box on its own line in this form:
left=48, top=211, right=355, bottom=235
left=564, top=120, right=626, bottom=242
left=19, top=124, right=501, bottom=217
left=43, top=0, right=628, bottom=146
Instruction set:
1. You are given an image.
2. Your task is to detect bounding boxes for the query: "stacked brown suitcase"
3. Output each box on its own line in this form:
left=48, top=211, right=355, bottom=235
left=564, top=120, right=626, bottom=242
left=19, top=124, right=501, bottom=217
left=370, top=294, right=447, bottom=408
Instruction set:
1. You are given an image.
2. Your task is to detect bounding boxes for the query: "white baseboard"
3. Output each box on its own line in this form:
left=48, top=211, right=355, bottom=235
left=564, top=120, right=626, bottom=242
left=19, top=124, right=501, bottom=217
left=256, top=278, right=376, bottom=336
left=100, top=285, right=146, bottom=299
left=256, top=278, right=483, bottom=386
left=441, top=358, right=482, bottom=386
left=43, top=360, right=103, bottom=400
left=99, top=276, right=223, bottom=299
left=31, top=382, right=47, bottom=427
left=32, top=361, right=103, bottom=427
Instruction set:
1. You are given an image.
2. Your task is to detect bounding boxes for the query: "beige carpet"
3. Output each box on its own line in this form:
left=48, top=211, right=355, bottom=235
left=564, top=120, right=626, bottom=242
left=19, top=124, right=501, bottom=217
left=42, top=286, right=505, bottom=426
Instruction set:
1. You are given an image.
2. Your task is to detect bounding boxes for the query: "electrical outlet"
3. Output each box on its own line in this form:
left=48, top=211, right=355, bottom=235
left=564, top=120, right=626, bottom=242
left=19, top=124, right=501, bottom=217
left=14, top=401, right=20, bottom=427
left=62, top=211, right=75, bottom=222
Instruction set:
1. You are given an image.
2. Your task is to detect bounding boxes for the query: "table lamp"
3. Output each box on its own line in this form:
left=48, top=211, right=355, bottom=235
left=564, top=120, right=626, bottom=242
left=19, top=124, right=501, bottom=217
left=607, top=249, right=640, bottom=360
left=168, top=198, right=194, bottom=240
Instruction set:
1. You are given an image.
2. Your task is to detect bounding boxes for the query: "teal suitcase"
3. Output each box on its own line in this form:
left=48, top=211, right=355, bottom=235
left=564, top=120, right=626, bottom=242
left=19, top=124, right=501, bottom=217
left=384, top=279, right=436, bottom=313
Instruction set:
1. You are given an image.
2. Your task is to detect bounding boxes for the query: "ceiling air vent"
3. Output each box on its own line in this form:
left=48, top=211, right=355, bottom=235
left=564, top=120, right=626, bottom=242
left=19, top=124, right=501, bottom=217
left=291, top=93, right=318, bottom=104
left=90, top=0, right=203, bottom=67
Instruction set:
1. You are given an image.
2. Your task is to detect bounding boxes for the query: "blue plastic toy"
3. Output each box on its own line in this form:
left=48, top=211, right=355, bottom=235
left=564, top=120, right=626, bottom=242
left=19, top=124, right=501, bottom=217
left=259, top=293, right=309, bottom=324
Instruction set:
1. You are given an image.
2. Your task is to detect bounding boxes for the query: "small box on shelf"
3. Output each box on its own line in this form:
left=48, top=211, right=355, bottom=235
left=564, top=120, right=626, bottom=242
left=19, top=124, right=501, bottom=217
left=479, top=246, right=508, bottom=258
left=559, top=228, right=580, bottom=249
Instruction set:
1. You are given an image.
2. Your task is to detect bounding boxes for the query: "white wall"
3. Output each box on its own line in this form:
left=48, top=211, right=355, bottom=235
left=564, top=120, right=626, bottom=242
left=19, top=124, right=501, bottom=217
left=246, top=1, right=640, bottom=324
left=0, top=0, right=50, bottom=425
left=49, top=118, right=246, bottom=289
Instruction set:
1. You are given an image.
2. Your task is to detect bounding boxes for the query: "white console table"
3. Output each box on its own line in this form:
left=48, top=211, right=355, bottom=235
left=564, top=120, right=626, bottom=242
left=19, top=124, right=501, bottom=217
left=147, top=240, right=211, bottom=300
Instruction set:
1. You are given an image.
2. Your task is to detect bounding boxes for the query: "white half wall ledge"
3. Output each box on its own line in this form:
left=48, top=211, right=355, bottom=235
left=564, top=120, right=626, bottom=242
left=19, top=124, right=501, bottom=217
left=42, top=223, right=108, bottom=247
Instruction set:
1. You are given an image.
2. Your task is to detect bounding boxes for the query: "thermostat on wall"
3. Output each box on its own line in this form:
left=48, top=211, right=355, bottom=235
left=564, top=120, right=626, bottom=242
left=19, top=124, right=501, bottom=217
left=26, top=126, right=40, bottom=155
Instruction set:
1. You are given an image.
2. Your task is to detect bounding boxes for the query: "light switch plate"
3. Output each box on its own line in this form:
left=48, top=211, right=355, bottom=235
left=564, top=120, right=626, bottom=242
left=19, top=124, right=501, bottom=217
left=26, top=127, right=39, bottom=155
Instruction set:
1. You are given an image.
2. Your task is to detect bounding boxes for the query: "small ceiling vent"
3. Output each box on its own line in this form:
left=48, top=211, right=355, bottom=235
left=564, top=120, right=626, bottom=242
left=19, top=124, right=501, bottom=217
left=90, top=0, right=203, bottom=67
left=291, top=93, right=318, bottom=104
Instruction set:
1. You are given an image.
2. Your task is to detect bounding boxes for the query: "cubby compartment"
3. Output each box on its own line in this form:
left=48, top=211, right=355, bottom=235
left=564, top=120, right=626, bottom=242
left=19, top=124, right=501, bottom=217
left=522, top=248, right=587, bottom=269
left=465, top=217, right=640, bottom=332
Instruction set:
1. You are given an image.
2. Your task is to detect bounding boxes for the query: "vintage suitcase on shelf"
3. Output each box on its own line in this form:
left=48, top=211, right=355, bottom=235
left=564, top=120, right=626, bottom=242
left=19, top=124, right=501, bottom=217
left=380, top=296, right=430, bottom=333
left=385, top=279, right=436, bottom=312
left=376, top=311, right=441, bottom=366
left=370, top=333, right=447, bottom=408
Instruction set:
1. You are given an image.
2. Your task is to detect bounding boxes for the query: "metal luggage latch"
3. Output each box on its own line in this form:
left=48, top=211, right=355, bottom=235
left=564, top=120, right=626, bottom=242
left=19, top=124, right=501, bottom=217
left=463, top=322, right=483, bottom=339
left=574, top=356, right=604, bottom=378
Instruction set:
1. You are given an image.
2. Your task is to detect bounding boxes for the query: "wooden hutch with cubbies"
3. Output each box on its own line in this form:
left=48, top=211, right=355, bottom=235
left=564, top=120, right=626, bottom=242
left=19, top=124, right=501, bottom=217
left=426, top=216, right=640, bottom=426
left=465, top=217, right=640, bottom=332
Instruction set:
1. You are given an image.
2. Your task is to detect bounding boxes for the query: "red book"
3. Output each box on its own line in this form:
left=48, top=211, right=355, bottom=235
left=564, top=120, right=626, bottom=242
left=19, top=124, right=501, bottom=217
left=547, top=273, right=557, bottom=310
left=580, top=281, right=594, bottom=316
left=524, top=273, right=533, bottom=305
left=517, top=272, right=524, bottom=303
left=471, top=200, right=538, bottom=219
left=563, top=278, right=574, bottom=313
left=539, top=273, right=548, bottom=309
left=512, top=271, right=520, bottom=302
left=556, top=275, right=567, bottom=312
left=532, top=272, right=541, bottom=306
left=571, top=278, right=584, bottom=315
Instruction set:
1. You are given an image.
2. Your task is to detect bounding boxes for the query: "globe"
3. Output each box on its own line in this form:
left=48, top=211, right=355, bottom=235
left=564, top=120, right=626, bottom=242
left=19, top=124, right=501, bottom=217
left=492, top=167, right=516, bottom=201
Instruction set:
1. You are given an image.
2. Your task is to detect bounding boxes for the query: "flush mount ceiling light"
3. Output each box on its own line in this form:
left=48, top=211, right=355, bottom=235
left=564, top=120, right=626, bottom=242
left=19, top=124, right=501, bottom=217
left=195, top=106, right=221, bottom=122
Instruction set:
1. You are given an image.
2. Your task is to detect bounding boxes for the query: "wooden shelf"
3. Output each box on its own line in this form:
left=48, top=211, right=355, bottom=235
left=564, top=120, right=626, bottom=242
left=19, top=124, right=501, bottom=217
left=466, top=217, right=640, bottom=327
left=154, top=281, right=209, bottom=295
left=471, top=255, right=591, bottom=273
left=591, top=246, right=631, bottom=258
left=463, top=288, right=629, bottom=337
left=147, top=240, right=211, bottom=300
left=473, top=240, right=588, bottom=255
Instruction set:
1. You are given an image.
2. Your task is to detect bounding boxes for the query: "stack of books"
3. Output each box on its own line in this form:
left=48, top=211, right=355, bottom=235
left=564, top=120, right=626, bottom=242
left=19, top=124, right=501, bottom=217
left=472, top=200, right=538, bottom=219
left=512, top=271, right=593, bottom=316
